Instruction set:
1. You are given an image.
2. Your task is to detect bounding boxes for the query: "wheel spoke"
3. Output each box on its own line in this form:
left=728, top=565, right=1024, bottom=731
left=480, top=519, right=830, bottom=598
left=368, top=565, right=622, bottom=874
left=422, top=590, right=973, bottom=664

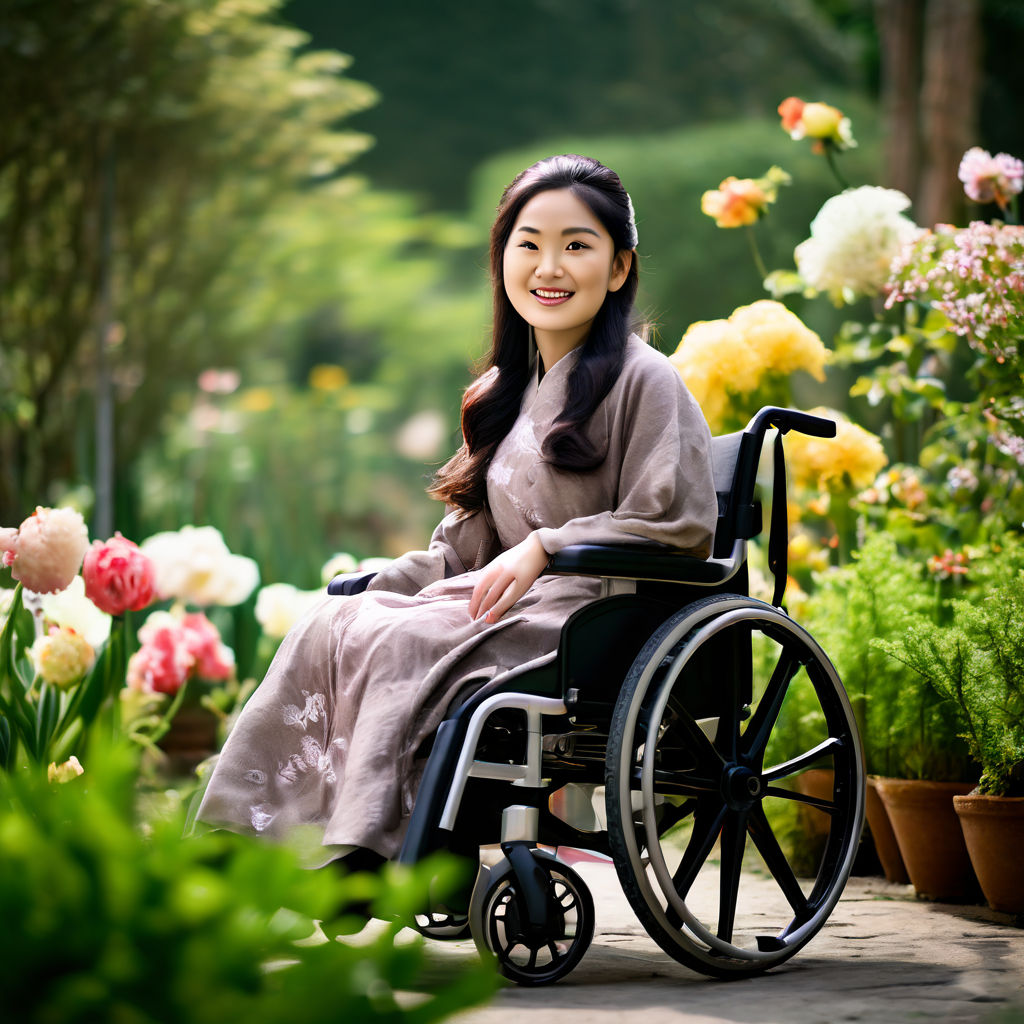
left=717, top=810, right=747, bottom=942
left=741, top=648, right=800, bottom=765
left=747, top=803, right=810, bottom=919
left=670, top=799, right=727, bottom=900
left=659, top=701, right=724, bottom=775
left=763, top=737, right=842, bottom=782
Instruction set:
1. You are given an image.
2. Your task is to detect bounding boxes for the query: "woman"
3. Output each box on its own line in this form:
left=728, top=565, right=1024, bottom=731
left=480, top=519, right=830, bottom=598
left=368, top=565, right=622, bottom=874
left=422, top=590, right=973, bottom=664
left=196, top=155, right=718, bottom=865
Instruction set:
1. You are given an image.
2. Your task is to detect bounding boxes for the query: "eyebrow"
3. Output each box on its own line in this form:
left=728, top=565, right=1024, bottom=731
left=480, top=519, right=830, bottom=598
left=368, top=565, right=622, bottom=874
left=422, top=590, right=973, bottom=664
left=515, top=225, right=602, bottom=237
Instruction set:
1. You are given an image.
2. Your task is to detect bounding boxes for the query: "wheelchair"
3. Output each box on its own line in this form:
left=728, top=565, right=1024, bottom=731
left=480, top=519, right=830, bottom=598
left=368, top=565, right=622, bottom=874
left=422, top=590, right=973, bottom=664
left=329, top=406, right=866, bottom=985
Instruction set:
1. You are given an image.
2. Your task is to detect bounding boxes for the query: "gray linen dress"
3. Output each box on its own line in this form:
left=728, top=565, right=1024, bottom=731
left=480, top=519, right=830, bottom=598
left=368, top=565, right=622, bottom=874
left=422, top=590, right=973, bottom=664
left=195, top=335, right=717, bottom=863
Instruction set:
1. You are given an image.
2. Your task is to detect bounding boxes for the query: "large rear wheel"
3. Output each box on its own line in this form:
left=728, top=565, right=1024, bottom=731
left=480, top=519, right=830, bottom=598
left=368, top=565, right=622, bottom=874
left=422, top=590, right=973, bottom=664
left=606, top=594, right=864, bottom=977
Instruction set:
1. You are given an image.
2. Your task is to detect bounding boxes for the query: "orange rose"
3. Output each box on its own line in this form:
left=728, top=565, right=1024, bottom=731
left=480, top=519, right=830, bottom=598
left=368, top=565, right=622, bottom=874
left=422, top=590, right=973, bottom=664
left=778, top=96, right=856, bottom=150
left=701, top=177, right=768, bottom=227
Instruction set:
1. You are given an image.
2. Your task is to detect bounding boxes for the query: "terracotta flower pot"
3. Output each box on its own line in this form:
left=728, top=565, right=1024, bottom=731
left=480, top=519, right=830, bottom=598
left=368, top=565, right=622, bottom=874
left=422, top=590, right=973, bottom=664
left=866, top=777, right=909, bottom=884
left=157, top=702, right=220, bottom=776
left=954, top=793, right=1024, bottom=913
left=874, top=778, right=978, bottom=902
left=795, top=768, right=834, bottom=840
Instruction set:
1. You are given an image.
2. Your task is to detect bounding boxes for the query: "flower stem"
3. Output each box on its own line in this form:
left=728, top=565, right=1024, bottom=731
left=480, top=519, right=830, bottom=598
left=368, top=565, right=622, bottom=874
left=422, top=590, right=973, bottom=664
left=745, top=225, right=769, bottom=284
left=824, top=143, right=850, bottom=191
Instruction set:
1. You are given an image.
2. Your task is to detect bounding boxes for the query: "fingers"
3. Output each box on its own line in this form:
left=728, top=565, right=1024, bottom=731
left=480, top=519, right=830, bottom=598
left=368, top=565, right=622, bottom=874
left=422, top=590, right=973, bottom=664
left=470, top=566, right=517, bottom=623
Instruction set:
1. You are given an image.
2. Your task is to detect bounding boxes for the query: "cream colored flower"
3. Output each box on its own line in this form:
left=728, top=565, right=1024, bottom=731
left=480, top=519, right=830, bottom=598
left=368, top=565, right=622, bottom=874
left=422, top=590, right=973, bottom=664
left=31, top=626, right=96, bottom=689
left=141, top=526, right=259, bottom=607
left=255, top=583, right=322, bottom=640
left=40, top=575, right=112, bottom=648
left=786, top=408, right=888, bottom=491
left=321, top=551, right=358, bottom=586
left=1, top=507, right=89, bottom=594
left=795, top=187, right=920, bottom=304
left=48, top=755, right=85, bottom=784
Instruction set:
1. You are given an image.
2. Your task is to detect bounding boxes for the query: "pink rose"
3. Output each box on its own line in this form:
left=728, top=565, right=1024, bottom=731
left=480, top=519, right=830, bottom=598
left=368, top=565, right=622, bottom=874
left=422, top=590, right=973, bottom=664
left=1, top=507, right=89, bottom=594
left=83, top=533, right=156, bottom=616
left=180, top=612, right=234, bottom=680
left=126, top=625, right=194, bottom=695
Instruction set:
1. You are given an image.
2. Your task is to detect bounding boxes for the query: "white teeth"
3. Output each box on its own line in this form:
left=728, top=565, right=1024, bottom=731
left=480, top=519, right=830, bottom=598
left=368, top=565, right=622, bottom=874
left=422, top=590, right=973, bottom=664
left=534, top=289, right=571, bottom=298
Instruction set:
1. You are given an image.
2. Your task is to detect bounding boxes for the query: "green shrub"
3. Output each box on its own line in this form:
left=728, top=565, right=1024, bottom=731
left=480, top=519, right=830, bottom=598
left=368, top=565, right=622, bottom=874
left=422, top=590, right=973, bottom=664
left=0, top=745, right=496, bottom=1024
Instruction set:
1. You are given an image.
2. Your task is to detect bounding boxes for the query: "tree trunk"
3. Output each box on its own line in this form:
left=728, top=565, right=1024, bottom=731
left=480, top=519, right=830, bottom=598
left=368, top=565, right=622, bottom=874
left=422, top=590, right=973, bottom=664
left=917, top=0, right=982, bottom=226
left=875, top=0, right=924, bottom=197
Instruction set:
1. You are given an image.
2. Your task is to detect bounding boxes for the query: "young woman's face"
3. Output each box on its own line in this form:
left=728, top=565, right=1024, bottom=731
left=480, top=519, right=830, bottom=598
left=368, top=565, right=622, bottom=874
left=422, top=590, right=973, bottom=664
left=502, top=188, right=631, bottom=357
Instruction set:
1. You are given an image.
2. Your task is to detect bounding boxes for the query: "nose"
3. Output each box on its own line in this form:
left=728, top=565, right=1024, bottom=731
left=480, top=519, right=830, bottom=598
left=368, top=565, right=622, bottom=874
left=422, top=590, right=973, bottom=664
left=533, top=250, right=564, bottom=279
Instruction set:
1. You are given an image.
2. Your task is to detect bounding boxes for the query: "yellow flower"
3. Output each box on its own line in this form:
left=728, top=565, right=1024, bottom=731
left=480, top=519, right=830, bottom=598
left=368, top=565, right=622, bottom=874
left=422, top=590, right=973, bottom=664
left=671, top=301, right=826, bottom=430
left=31, top=626, right=95, bottom=689
left=309, top=364, right=349, bottom=392
left=786, top=408, right=888, bottom=492
left=727, top=300, right=827, bottom=381
left=670, top=319, right=760, bottom=429
left=238, top=387, right=275, bottom=413
left=48, top=755, right=85, bottom=784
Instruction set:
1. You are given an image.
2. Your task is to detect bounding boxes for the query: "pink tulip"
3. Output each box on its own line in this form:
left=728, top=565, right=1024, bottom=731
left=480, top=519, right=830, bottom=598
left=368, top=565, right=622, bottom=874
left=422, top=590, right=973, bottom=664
left=83, top=533, right=156, bottom=616
left=180, top=612, right=234, bottom=680
left=126, top=625, right=194, bottom=695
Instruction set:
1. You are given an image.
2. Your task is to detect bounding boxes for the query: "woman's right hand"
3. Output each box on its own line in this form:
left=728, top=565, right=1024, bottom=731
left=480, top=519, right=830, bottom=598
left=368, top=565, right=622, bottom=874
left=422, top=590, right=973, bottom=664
left=468, top=533, right=549, bottom=624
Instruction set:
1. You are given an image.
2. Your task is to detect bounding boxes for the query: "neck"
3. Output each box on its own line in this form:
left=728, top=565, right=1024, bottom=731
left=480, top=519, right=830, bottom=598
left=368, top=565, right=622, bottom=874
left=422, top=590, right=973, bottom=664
left=534, top=325, right=590, bottom=374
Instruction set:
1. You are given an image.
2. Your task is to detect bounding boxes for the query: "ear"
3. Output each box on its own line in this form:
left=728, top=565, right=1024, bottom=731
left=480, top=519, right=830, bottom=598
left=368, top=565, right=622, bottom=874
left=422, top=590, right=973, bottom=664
left=607, top=249, right=633, bottom=293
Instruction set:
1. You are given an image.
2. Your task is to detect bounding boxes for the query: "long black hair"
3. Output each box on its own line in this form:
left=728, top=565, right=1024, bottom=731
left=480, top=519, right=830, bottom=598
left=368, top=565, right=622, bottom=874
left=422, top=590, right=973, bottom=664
left=430, top=154, right=640, bottom=514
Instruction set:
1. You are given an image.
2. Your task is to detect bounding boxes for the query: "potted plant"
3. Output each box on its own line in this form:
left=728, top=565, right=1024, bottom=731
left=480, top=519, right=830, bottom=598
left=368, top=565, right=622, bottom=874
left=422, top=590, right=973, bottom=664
left=801, top=531, right=978, bottom=888
left=876, top=557, right=1024, bottom=913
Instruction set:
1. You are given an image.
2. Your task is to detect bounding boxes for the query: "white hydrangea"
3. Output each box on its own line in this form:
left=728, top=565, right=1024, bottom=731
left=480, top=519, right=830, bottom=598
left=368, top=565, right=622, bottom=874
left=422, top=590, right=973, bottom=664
left=795, top=187, right=921, bottom=304
left=255, top=583, right=322, bottom=639
left=140, top=525, right=259, bottom=607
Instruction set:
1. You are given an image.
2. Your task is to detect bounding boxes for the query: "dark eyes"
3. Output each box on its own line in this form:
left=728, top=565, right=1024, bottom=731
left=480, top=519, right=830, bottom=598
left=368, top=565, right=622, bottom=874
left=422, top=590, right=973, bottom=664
left=516, top=240, right=590, bottom=251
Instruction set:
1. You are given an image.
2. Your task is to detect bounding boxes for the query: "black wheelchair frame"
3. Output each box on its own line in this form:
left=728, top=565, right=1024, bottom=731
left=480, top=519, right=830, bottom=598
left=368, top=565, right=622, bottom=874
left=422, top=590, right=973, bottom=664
left=329, top=406, right=866, bottom=985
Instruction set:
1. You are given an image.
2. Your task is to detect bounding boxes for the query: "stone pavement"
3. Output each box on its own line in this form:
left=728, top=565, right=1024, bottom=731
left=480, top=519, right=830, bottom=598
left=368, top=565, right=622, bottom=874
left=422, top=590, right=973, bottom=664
left=431, top=858, right=1024, bottom=1024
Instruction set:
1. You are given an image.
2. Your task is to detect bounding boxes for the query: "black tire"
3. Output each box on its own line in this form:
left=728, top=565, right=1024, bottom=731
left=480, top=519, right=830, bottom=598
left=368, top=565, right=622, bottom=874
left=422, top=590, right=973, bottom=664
left=606, top=594, right=865, bottom=977
left=470, top=851, right=595, bottom=985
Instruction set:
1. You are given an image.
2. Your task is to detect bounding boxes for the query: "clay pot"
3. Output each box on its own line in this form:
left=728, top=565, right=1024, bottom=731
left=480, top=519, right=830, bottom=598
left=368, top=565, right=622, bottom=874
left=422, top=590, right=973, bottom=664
left=866, top=777, right=909, bottom=884
left=795, top=768, right=834, bottom=840
left=157, top=702, right=220, bottom=776
left=874, top=778, right=978, bottom=902
left=954, top=793, right=1024, bottom=913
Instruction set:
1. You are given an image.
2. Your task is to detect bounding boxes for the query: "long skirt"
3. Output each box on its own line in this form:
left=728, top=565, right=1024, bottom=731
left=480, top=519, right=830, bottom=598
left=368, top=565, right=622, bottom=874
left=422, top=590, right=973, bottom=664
left=194, top=571, right=599, bottom=864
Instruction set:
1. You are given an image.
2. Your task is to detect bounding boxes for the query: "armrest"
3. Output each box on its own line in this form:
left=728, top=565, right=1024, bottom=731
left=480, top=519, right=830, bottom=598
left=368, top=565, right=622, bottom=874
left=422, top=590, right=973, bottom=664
left=545, top=543, right=733, bottom=585
left=326, top=570, right=378, bottom=596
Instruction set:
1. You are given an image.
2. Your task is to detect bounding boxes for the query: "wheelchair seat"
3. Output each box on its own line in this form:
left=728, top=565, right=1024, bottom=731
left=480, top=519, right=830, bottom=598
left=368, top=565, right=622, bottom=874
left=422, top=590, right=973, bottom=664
left=329, top=406, right=866, bottom=985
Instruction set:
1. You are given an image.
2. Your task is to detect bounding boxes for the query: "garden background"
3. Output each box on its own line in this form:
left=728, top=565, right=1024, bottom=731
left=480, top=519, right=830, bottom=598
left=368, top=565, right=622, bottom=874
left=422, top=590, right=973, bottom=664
left=3, top=0, right=1024, bottom=1018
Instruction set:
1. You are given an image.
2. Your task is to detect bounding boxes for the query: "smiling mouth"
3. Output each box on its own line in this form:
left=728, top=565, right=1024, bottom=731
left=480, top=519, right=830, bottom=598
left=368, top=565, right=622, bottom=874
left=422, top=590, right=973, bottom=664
left=531, top=289, right=574, bottom=305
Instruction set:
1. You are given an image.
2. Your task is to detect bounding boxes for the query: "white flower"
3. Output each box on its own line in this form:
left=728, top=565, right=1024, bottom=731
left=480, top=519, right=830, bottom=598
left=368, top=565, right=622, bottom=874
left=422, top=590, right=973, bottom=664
left=40, top=576, right=112, bottom=648
left=795, top=187, right=921, bottom=304
left=320, top=551, right=358, bottom=585
left=254, top=583, right=322, bottom=640
left=357, top=557, right=394, bottom=573
left=140, top=526, right=259, bottom=607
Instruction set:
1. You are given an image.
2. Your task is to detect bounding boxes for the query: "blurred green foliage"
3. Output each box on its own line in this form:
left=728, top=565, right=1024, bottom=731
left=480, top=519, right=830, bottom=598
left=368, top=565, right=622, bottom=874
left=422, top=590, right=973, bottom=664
left=0, top=744, right=497, bottom=1023
left=0, top=0, right=375, bottom=523
left=284, top=0, right=867, bottom=209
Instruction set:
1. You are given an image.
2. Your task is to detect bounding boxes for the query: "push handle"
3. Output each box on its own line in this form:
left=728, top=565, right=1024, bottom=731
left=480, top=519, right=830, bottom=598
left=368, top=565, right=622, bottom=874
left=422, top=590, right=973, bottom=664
left=750, top=406, right=836, bottom=439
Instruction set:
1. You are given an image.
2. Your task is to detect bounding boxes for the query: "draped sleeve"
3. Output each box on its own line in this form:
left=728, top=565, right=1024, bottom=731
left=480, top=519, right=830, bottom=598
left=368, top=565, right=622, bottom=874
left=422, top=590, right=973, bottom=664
left=532, top=341, right=717, bottom=559
left=364, top=506, right=502, bottom=596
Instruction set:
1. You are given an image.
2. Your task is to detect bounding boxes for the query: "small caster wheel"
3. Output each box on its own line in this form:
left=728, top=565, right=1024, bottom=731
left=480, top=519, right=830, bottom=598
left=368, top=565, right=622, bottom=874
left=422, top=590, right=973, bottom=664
left=413, top=909, right=472, bottom=941
left=469, top=847, right=594, bottom=985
